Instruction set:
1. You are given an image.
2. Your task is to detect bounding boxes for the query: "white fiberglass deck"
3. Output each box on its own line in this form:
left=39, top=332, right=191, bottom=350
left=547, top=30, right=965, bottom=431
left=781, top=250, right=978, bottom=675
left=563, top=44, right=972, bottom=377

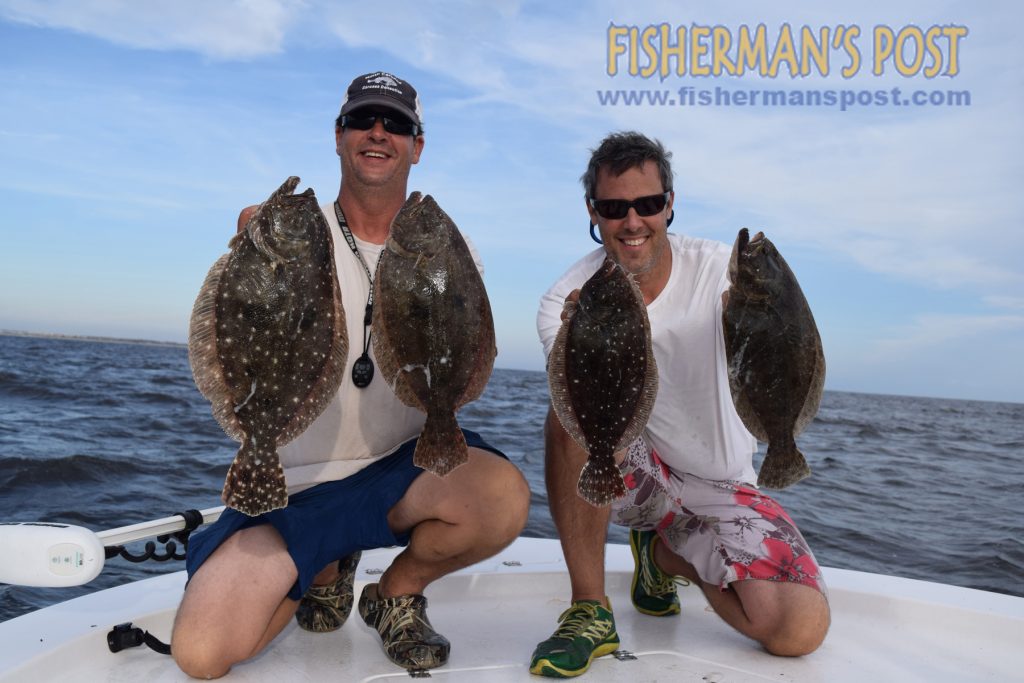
left=0, top=538, right=1021, bottom=682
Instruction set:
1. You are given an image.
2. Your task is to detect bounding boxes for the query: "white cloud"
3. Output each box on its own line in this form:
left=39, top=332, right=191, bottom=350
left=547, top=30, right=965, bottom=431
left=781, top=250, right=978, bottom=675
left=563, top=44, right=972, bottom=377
left=868, top=312, right=1024, bottom=358
left=839, top=237, right=1020, bottom=289
left=321, top=3, right=598, bottom=112
left=0, top=128, right=59, bottom=142
left=983, top=295, right=1024, bottom=310
left=0, top=0, right=301, bottom=59
left=0, top=177, right=187, bottom=209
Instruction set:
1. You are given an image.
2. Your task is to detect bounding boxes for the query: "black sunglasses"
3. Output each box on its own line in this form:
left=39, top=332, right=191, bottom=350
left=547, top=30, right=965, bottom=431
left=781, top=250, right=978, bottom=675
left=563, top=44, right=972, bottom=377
left=589, top=192, right=670, bottom=220
left=341, top=114, right=421, bottom=137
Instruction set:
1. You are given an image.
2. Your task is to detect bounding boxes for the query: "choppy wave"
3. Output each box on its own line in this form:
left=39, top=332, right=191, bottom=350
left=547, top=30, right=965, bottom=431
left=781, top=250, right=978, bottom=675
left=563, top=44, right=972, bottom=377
left=0, top=453, right=146, bottom=486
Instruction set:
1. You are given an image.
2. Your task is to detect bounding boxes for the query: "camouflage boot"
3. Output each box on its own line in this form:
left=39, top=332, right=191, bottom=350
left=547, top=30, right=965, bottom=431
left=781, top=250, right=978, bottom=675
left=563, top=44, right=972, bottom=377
left=358, top=583, right=450, bottom=670
left=295, top=551, right=361, bottom=632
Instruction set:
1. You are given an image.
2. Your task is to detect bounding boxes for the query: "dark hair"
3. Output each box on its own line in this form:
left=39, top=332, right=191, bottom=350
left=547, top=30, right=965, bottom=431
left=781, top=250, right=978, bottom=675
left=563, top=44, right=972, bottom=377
left=580, top=131, right=673, bottom=198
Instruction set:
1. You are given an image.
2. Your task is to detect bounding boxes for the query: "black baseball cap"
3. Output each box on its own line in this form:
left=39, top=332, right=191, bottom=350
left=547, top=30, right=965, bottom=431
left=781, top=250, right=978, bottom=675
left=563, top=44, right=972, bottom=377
left=339, top=71, right=422, bottom=127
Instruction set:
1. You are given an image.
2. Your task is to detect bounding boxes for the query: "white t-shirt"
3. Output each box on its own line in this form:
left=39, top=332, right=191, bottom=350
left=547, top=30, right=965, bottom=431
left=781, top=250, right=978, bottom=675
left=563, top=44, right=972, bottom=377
left=280, top=203, right=486, bottom=493
left=537, top=233, right=757, bottom=484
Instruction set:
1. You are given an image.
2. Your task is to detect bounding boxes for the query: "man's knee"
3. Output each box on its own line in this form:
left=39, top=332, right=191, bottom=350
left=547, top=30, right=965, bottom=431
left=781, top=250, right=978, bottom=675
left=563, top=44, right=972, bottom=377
left=758, top=595, right=830, bottom=657
left=732, top=579, right=829, bottom=657
left=171, top=624, right=234, bottom=679
left=479, top=459, right=531, bottom=541
left=761, top=623, right=827, bottom=657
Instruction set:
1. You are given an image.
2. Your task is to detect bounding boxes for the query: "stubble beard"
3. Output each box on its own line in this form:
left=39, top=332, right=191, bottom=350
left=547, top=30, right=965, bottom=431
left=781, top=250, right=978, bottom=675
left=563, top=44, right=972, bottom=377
left=609, top=239, right=663, bottom=279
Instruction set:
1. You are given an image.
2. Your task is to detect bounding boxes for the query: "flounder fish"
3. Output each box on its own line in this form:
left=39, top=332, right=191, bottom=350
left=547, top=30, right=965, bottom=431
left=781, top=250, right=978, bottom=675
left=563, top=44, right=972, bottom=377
left=371, top=192, right=496, bottom=476
left=548, top=258, right=658, bottom=507
left=722, top=228, right=825, bottom=489
left=188, top=176, right=348, bottom=516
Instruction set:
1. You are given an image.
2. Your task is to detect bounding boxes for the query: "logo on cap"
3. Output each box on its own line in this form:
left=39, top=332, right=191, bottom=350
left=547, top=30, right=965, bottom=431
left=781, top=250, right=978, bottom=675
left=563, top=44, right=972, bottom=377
left=340, top=71, right=423, bottom=128
left=366, top=74, right=400, bottom=87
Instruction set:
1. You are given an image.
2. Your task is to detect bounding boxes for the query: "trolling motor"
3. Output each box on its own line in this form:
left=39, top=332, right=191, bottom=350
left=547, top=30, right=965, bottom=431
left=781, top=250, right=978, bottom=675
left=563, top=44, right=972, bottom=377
left=0, top=522, right=105, bottom=587
left=0, top=507, right=221, bottom=587
left=1, top=508, right=224, bottom=659
left=0, top=523, right=173, bottom=654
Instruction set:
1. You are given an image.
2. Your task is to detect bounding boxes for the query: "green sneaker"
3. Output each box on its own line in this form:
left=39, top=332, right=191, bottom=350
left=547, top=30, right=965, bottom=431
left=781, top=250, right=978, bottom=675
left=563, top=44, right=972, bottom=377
left=630, top=529, right=683, bottom=616
left=529, top=599, right=620, bottom=678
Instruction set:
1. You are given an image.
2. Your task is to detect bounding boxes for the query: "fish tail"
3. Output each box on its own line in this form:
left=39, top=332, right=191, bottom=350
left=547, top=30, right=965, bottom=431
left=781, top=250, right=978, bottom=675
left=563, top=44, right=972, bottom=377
left=577, top=455, right=627, bottom=507
left=413, top=411, right=468, bottom=477
left=757, top=438, right=812, bottom=489
left=221, top=439, right=289, bottom=516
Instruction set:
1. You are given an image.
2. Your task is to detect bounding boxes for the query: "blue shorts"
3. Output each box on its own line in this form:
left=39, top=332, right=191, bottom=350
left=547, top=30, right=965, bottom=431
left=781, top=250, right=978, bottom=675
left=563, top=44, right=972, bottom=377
left=185, top=428, right=505, bottom=601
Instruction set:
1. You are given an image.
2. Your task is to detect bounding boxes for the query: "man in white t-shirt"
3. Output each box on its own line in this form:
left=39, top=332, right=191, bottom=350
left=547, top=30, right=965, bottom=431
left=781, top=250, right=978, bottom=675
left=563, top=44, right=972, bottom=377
left=530, top=132, right=829, bottom=678
left=170, top=72, right=530, bottom=678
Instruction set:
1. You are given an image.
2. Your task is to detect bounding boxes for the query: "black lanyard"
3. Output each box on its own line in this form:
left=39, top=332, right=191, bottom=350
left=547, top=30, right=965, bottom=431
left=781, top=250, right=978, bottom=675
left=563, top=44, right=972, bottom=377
left=334, top=201, right=383, bottom=388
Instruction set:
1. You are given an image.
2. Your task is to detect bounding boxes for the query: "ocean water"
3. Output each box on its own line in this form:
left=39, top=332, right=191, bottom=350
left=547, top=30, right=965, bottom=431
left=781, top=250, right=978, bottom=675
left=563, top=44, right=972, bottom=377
left=1, top=333, right=1021, bottom=621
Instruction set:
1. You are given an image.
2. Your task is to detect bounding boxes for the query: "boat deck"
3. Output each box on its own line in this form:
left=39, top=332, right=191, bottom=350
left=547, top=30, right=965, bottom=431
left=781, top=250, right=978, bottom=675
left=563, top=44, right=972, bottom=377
left=1, top=538, right=1021, bottom=681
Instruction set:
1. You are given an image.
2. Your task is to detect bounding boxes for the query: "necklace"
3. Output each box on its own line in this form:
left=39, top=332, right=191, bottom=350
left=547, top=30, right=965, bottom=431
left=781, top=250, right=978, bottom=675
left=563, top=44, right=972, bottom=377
left=334, top=201, right=384, bottom=388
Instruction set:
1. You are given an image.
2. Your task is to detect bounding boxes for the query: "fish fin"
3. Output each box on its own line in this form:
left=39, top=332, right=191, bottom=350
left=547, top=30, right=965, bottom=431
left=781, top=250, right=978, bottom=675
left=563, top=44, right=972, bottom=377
left=277, top=230, right=350, bottom=445
left=188, top=252, right=245, bottom=442
left=794, top=334, right=826, bottom=436
left=453, top=231, right=497, bottom=408
left=457, top=298, right=496, bottom=407
left=547, top=315, right=589, bottom=452
left=577, top=454, right=627, bottom=507
left=413, top=410, right=468, bottom=477
left=221, top=438, right=289, bottom=516
left=757, top=437, right=811, bottom=489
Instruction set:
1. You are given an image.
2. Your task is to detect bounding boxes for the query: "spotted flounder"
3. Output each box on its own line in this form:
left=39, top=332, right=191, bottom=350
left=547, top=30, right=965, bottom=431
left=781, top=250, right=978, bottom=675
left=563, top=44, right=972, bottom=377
left=372, top=192, right=495, bottom=476
left=188, top=176, right=348, bottom=516
left=723, top=228, right=825, bottom=489
left=548, top=258, right=658, bottom=507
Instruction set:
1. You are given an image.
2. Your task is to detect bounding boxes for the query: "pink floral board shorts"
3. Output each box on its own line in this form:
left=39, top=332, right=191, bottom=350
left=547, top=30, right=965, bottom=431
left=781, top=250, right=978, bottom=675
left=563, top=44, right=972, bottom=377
left=611, top=439, right=827, bottom=595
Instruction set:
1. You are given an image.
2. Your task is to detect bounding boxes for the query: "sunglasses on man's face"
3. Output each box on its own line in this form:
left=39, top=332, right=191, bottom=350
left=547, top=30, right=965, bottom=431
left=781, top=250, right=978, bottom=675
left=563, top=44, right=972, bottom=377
left=588, top=191, right=670, bottom=220
left=341, top=113, right=421, bottom=137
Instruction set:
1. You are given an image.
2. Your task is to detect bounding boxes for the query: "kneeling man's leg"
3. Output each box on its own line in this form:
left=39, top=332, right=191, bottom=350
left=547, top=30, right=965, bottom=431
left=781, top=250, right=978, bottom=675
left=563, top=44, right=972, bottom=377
left=649, top=485, right=830, bottom=656
left=727, top=578, right=829, bottom=655
left=172, top=524, right=299, bottom=678
left=356, top=447, right=529, bottom=670
left=383, top=447, right=531, bottom=597
left=613, top=450, right=829, bottom=657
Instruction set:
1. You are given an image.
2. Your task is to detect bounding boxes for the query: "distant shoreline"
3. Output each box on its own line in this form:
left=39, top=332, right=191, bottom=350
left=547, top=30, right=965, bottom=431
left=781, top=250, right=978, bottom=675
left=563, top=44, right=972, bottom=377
left=0, top=329, right=186, bottom=349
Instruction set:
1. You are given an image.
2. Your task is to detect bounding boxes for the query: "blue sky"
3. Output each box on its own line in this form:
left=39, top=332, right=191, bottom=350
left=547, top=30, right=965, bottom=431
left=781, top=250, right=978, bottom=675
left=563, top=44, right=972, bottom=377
left=0, top=1, right=1021, bottom=403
